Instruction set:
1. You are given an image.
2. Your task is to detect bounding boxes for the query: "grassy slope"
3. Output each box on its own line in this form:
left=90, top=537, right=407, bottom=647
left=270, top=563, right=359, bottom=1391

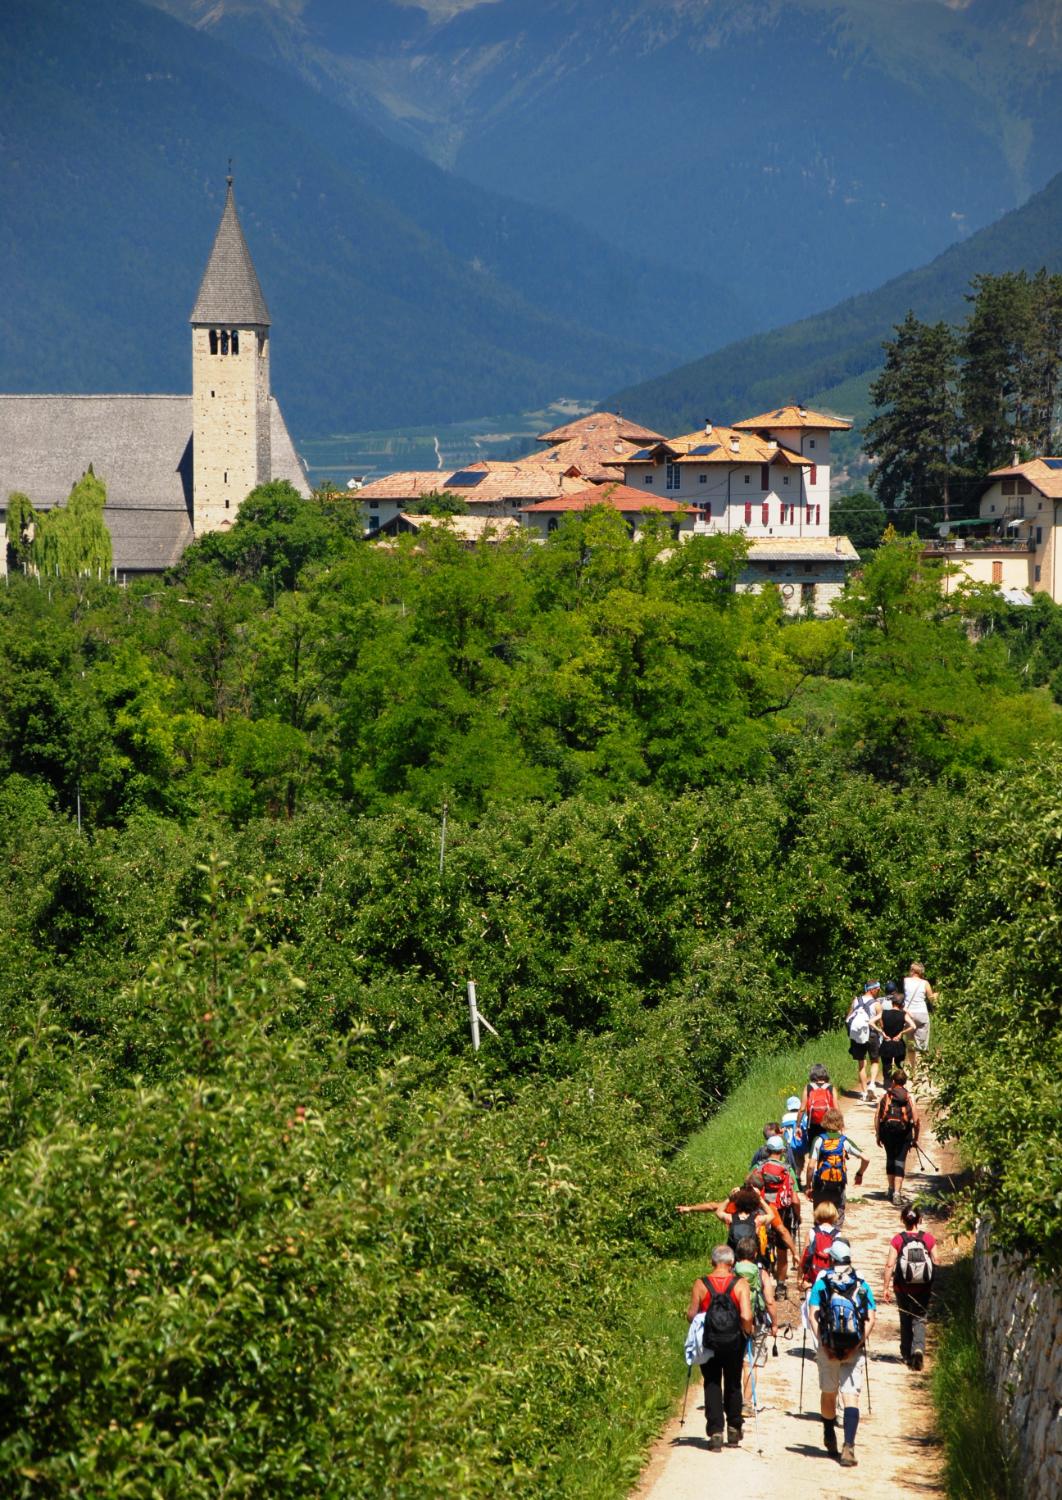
left=550, top=1030, right=852, bottom=1496
left=609, top=171, right=1062, bottom=439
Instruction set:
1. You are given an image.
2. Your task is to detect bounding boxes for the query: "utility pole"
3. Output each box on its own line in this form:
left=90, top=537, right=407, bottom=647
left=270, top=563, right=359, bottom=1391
left=439, top=799, right=448, bottom=875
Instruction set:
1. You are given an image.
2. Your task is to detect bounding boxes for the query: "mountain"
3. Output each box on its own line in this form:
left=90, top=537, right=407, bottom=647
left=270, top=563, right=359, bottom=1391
left=146, top=0, right=1062, bottom=332
left=0, top=0, right=749, bottom=437
left=605, top=170, right=1062, bottom=441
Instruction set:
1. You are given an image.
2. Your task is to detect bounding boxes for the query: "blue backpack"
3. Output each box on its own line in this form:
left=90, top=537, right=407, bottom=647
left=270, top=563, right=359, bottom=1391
left=782, top=1111, right=808, bottom=1159
left=818, top=1268, right=868, bottom=1356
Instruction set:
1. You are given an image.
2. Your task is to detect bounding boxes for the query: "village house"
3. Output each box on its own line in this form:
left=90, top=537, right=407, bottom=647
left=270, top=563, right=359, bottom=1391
left=0, top=180, right=309, bottom=577
left=619, top=404, right=858, bottom=613
left=520, top=482, right=687, bottom=538
left=354, top=460, right=588, bottom=534
left=924, top=456, right=1062, bottom=601
left=367, top=512, right=523, bottom=546
left=533, top=411, right=665, bottom=480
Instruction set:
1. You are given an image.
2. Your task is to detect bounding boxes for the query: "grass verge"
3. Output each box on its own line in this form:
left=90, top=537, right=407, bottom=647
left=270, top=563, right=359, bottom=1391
left=548, top=1030, right=853, bottom=1497
left=931, top=1257, right=1019, bottom=1500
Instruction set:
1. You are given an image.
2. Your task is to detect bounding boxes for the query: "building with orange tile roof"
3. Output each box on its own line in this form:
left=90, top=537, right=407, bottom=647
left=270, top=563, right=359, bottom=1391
left=534, top=410, right=667, bottom=483
left=924, top=456, right=1062, bottom=602
left=353, top=460, right=585, bottom=532
left=520, top=481, right=687, bottom=539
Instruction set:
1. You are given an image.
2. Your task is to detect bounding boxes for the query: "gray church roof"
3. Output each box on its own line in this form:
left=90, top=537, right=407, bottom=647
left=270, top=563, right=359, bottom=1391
left=0, top=394, right=309, bottom=573
left=190, top=182, right=271, bottom=327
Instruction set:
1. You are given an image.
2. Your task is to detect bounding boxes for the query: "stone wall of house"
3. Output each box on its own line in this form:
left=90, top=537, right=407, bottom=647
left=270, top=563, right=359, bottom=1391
left=974, top=1223, right=1062, bottom=1499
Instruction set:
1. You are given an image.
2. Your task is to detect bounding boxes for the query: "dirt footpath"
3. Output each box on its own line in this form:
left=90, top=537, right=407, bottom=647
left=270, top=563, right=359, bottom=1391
left=633, top=1080, right=960, bottom=1500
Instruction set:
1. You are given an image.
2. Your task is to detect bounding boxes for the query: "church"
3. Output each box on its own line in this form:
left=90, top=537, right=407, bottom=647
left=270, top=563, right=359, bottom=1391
left=0, top=180, right=310, bottom=577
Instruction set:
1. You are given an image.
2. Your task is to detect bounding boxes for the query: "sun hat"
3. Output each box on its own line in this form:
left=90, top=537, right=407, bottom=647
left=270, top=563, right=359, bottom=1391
left=829, top=1240, right=853, bottom=1264
left=766, top=1134, right=785, bottom=1151
left=786, top=1095, right=802, bottom=1111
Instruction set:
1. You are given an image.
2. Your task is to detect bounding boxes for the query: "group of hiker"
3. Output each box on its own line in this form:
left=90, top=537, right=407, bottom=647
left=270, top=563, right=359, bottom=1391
left=675, top=964, right=940, bottom=1468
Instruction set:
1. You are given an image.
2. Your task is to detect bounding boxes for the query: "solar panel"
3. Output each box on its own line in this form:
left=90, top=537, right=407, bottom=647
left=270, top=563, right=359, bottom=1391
left=629, top=449, right=652, bottom=461
left=1044, top=459, right=1062, bottom=470
left=446, top=470, right=486, bottom=487
left=688, top=444, right=719, bottom=456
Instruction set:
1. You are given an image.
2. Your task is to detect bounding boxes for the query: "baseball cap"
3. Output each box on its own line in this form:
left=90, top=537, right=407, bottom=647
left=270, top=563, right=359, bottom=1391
left=786, top=1095, right=801, bottom=1111
left=829, top=1240, right=853, bottom=1264
left=766, top=1134, right=785, bottom=1151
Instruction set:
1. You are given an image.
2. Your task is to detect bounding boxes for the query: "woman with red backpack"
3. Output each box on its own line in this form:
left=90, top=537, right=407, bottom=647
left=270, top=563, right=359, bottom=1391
left=800, top=1201, right=842, bottom=1287
left=799, top=1065, right=837, bottom=1150
left=881, top=1204, right=937, bottom=1370
left=875, top=1067, right=921, bottom=1203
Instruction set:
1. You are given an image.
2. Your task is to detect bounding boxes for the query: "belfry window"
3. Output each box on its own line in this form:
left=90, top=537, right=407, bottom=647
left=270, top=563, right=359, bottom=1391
left=230, top=330, right=239, bottom=355
left=220, top=330, right=230, bottom=355
left=209, top=329, right=219, bottom=355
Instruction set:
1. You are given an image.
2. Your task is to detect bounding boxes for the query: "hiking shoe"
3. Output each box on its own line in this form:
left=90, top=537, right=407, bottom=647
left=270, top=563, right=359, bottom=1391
left=839, top=1443, right=857, bottom=1467
left=727, top=1424, right=743, bottom=1446
left=824, top=1425, right=839, bottom=1456
left=910, top=1351, right=924, bottom=1371
left=775, top=1280, right=788, bottom=1300
left=708, top=1432, right=723, bottom=1452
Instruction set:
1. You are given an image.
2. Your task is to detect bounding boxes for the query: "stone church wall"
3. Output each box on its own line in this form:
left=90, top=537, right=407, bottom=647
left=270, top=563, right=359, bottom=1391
left=974, top=1222, right=1062, bottom=1499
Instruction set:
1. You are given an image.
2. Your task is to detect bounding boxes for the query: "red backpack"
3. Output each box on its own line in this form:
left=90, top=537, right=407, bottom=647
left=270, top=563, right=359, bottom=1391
left=807, top=1084, right=834, bottom=1129
left=802, top=1224, right=840, bottom=1280
left=757, top=1158, right=794, bottom=1210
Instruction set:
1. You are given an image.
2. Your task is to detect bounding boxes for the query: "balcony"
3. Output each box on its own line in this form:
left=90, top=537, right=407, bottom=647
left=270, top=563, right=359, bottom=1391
left=922, top=535, right=1035, bottom=555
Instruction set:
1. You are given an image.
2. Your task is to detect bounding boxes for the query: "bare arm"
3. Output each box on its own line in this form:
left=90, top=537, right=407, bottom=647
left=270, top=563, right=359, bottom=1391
left=736, top=1279, right=754, bottom=1338
left=687, top=1277, right=708, bottom=1322
left=676, top=1200, right=724, bottom=1215
left=882, top=1246, right=898, bottom=1300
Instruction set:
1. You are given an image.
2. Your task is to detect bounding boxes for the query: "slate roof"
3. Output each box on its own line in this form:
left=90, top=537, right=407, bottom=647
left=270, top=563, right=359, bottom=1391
left=732, top=405, right=852, bottom=432
left=190, top=182, right=271, bottom=327
left=0, top=394, right=308, bottom=572
left=987, top=457, right=1062, bottom=499
left=521, top=482, right=682, bottom=514
left=624, top=424, right=811, bottom=467
left=745, top=536, right=860, bottom=563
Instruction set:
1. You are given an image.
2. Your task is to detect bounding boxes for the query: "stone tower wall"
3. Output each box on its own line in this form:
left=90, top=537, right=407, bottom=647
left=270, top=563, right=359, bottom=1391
left=191, top=324, right=271, bottom=534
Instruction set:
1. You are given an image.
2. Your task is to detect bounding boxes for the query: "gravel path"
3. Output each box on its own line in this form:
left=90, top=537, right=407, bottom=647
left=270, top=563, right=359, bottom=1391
left=633, top=1081, right=958, bottom=1500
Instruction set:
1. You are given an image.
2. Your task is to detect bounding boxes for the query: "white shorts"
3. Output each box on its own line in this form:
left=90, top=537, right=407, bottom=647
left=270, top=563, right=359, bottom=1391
left=816, top=1346, right=864, bottom=1401
left=912, top=1018, right=930, bottom=1052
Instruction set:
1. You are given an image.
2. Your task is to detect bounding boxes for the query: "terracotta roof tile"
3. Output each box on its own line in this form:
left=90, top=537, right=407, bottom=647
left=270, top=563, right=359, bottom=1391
left=624, top=424, right=811, bottom=466
left=987, top=457, right=1062, bottom=499
left=521, top=482, right=682, bottom=514
left=731, top=405, right=852, bottom=431
left=537, top=410, right=664, bottom=444
left=355, top=461, right=584, bottom=504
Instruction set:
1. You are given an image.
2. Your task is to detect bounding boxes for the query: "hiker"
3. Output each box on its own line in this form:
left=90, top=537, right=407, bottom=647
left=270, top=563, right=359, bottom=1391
left=875, top=1067, right=921, bottom=1202
left=845, top=980, right=883, bottom=1100
left=804, top=1108, right=869, bottom=1229
left=734, top=1236, right=776, bottom=1408
left=873, top=983, right=916, bottom=1080
left=799, top=1065, right=837, bottom=1149
left=800, top=1201, right=842, bottom=1288
left=807, top=1240, right=877, bottom=1467
left=781, top=1094, right=808, bottom=1175
left=716, top=1182, right=797, bottom=1285
left=750, top=1135, right=801, bottom=1294
left=882, top=1204, right=936, bottom=1370
left=749, top=1121, right=785, bottom=1171
left=903, top=961, right=938, bottom=1068
left=686, top=1245, right=754, bottom=1450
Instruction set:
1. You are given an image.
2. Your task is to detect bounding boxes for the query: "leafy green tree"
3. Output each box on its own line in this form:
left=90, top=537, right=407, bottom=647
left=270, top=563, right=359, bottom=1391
left=183, top=481, right=355, bottom=594
left=407, top=489, right=469, bottom=517
left=866, top=314, right=963, bottom=524
left=831, top=490, right=887, bottom=552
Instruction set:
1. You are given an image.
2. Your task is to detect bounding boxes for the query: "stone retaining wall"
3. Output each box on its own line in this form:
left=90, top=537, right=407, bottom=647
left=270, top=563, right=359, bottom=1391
left=974, top=1223, right=1062, bottom=1499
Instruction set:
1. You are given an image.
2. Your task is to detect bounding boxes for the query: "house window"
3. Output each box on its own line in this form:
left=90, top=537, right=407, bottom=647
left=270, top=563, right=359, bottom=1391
left=801, top=582, right=815, bottom=606
left=1018, top=478, right=1032, bottom=495
left=209, top=329, right=219, bottom=355
left=744, top=473, right=751, bottom=484
left=666, top=462, right=681, bottom=491
left=989, top=504, right=995, bottom=513
left=744, top=502, right=752, bottom=525
left=1037, top=526, right=1043, bottom=544
left=783, top=475, right=790, bottom=486
left=225, top=497, right=230, bottom=510
left=220, top=330, right=230, bottom=355
left=803, top=563, right=814, bottom=573
left=1002, top=478, right=1015, bottom=495
left=992, top=560, right=1003, bottom=584
left=767, top=562, right=778, bottom=573
left=810, top=464, right=817, bottom=485
left=761, top=502, right=769, bottom=525
left=1035, top=565, right=1042, bottom=582
left=699, top=473, right=708, bottom=483
left=644, top=473, right=653, bottom=485
left=808, top=439, right=816, bottom=449
left=760, top=464, right=770, bottom=489
left=231, top=330, right=239, bottom=355
left=547, top=518, right=558, bottom=533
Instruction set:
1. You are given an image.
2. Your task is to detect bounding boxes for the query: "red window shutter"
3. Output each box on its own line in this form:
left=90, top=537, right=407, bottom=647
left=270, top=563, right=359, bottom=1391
left=744, top=501, right=752, bottom=525
left=760, top=464, right=770, bottom=489
left=761, top=502, right=769, bottom=526
left=810, top=464, right=817, bottom=485
left=815, top=505, right=821, bottom=525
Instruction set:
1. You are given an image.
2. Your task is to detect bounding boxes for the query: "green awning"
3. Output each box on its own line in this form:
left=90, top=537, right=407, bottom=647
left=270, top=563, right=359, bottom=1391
left=938, top=517, right=994, bottom=529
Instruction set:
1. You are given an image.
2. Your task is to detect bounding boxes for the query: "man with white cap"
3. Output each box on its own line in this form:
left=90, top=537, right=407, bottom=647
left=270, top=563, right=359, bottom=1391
left=806, top=1239, right=876, bottom=1467
left=781, top=1093, right=808, bottom=1175
left=846, top=980, right=884, bottom=1100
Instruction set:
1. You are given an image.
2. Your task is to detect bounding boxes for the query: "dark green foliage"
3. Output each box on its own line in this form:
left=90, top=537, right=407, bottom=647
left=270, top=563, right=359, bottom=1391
left=407, top=490, right=470, bottom=517
left=961, top=269, right=1062, bottom=469
left=865, top=315, right=962, bottom=521
left=830, top=490, right=887, bottom=553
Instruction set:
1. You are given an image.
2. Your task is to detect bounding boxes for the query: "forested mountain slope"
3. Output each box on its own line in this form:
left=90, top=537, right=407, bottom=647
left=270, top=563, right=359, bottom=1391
left=609, top=171, right=1062, bottom=439
left=0, top=0, right=744, bottom=433
left=150, top=0, right=1062, bottom=330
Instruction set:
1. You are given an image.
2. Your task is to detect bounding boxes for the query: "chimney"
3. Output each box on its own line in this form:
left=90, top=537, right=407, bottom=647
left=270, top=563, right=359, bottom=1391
left=704, top=418, right=712, bottom=434
left=798, top=405, right=807, bottom=419
left=729, top=436, right=740, bottom=454
left=1012, top=450, right=1020, bottom=467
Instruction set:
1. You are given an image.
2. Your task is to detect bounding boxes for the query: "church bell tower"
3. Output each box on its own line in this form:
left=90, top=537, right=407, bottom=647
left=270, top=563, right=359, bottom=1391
left=190, top=177, right=272, bottom=533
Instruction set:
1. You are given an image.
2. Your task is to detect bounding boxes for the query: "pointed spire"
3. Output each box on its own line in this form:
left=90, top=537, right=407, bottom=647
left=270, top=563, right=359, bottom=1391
left=190, top=179, right=270, bottom=326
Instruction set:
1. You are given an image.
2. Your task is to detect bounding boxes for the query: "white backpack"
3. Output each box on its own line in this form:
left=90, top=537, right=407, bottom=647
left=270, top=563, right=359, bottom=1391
left=848, top=1005, right=871, bottom=1045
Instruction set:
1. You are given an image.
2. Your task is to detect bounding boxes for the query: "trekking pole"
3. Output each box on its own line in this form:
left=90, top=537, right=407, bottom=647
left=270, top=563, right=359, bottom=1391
left=679, top=1362, right=692, bottom=1428
left=913, top=1141, right=939, bottom=1173
left=862, top=1341, right=872, bottom=1415
left=799, top=1326, right=807, bottom=1411
left=746, top=1339, right=762, bottom=1452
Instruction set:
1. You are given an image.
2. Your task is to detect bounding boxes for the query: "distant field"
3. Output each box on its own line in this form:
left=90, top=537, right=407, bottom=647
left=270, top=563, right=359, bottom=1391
left=295, top=398, right=594, bottom=488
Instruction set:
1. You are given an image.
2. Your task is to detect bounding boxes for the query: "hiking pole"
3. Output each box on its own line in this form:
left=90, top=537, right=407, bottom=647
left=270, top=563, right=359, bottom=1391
left=746, top=1339, right=762, bottom=1453
left=913, top=1141, right=939, bottom=1173
left=862, top=1341, right=872, bottom=1415
left=799, top=1326, right=807, bottom=1411
left=680, top=1362, right=692, bottom=1429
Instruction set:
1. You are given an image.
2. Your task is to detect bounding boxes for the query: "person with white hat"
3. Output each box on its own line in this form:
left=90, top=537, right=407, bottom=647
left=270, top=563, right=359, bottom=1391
left=806, top=1240, right=876, bottom=1467
left=781, top=1093, right=808, bottom=1175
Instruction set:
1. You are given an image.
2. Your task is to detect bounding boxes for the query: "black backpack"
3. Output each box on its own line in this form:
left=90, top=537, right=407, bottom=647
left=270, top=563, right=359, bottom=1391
left=727, top=1211, right=761, bottom=1257
left=879, top=1086, right=913, bottom=1134
left=700, top=1274, right=744, bottom=1353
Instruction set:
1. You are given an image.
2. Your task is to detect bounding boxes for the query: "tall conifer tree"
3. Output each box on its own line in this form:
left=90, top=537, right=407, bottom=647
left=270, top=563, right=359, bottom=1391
left=866, top=313, right=961, bottom=524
